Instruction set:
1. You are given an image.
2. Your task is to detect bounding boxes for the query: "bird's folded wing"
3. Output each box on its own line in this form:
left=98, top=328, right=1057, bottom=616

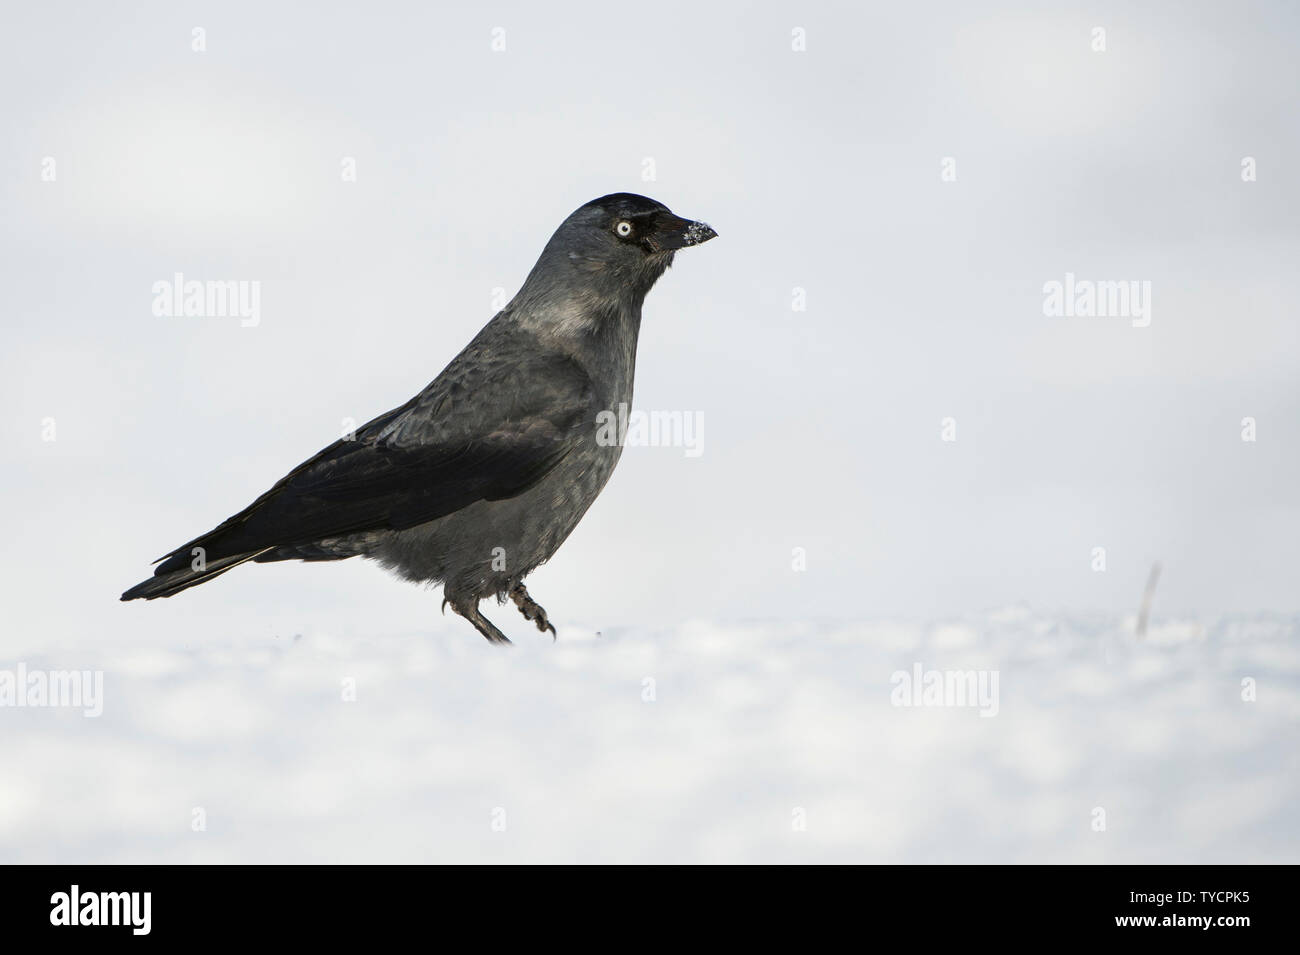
left=151, top=353, right=598, bottom=572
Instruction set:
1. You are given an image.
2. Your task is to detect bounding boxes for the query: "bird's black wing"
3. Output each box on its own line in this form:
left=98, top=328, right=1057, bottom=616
left=148, top=350, right=599, bottom=574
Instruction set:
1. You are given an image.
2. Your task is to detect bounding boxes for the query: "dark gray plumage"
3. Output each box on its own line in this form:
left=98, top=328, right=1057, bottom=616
left=121, top=193, right=717, bottom=644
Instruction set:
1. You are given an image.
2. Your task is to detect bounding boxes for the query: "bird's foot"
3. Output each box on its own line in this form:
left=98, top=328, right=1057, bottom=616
left=447, top=597, right=512, bottom=646
left=510, top=583, right=557, bottom=639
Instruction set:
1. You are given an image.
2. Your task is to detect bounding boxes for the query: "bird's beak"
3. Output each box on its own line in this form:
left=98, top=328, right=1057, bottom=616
left=647, top=213, right=718, bottom=252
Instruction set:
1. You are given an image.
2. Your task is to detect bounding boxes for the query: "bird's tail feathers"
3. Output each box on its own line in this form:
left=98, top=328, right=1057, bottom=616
left=120, top=549, right=271, bottom=601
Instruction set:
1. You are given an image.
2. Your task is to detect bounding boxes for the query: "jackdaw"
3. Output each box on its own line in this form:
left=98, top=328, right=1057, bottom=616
left=121, top=193, right=717, bottom=644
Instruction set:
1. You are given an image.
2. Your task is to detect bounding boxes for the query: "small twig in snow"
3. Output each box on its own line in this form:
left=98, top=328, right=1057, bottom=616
left=1136, top=562, right=1162, bottom=639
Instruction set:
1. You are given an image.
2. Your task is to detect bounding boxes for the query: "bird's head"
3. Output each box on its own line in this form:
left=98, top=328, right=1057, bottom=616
left=524, top=193, right=717, bottom=307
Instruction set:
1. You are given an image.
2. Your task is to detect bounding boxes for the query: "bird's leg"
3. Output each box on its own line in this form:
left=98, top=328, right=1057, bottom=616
left=447, top=596, right=512, bottom=646
left=510, top=582, right=557, bottom=639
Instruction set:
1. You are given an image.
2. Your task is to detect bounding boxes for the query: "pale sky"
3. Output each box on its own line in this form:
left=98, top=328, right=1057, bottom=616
left=3, top=1, right=1297, bottom=654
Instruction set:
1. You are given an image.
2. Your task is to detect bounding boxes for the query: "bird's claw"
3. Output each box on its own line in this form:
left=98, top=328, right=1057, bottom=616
left=510, top=583, right=557, bottom=641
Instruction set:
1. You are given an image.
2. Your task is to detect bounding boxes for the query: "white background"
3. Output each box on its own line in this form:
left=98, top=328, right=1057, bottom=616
left=2, top=1, right=1296, bottom=863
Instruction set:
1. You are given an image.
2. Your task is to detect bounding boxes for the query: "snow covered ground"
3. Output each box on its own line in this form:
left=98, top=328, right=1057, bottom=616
left=2, top=607, right=1296, bottom=864
left=5, top=1, right=1298, bottom=867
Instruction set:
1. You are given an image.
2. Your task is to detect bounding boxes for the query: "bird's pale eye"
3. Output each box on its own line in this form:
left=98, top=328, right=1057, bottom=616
left=615, top=220, right=633, bottom=237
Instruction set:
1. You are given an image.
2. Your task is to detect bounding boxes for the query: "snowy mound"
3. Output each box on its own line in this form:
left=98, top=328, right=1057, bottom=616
left=2, top=609, right=1296, bottom=863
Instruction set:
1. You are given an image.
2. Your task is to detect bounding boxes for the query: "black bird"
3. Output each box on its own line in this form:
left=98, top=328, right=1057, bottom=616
left=121, top=193, right=717, bottom=644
